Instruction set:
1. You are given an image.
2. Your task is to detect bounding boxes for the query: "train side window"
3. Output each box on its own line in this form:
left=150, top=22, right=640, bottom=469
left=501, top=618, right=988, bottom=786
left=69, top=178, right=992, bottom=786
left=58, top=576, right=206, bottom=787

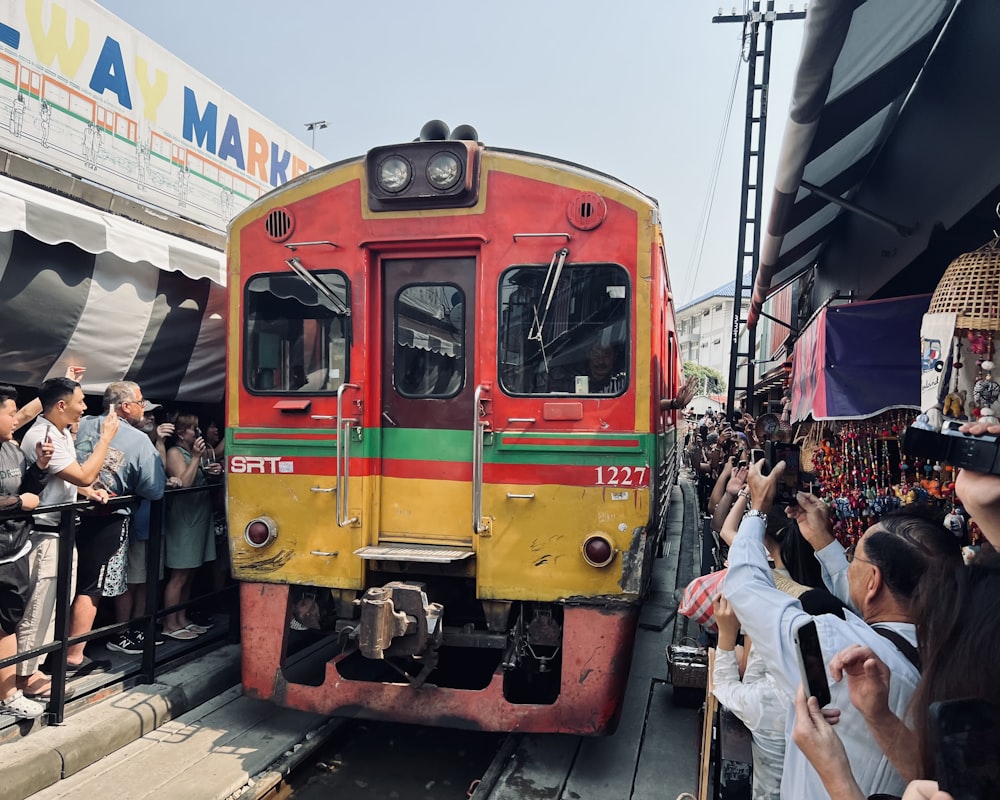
left=394, top=284, right=465, bottom=398
left=498, top=264, right=630, bottom=396
left=244, top=271, right=349, bottom=393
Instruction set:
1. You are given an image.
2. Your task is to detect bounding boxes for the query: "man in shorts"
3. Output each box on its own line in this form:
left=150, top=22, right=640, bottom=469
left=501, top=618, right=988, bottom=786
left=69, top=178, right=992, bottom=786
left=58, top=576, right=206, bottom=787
left=0, top=384, right=51, bottom=718
left=67, top=382, right=165, bottom=664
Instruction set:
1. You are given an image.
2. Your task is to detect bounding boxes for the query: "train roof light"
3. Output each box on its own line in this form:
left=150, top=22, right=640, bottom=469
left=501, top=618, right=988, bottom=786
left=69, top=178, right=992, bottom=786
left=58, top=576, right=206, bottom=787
left=376, top=155, right=413, bottom=193
left=366, top=140, right=480, bottom=211
left=426, top=151, right=462, bottom=191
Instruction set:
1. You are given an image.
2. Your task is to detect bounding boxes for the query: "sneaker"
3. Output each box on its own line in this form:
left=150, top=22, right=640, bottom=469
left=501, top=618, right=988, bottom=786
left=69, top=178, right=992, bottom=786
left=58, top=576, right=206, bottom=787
left=0, top=690, right=45, bottom=720
left=132, top=629, right=164, bottom=647
left=107, top=631, right=142, bottom=655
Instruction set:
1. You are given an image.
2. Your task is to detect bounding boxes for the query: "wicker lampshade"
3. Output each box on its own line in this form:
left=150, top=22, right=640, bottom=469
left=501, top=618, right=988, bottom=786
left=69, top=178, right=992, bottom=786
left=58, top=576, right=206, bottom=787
left=928, top=236, right=1000, bottom=331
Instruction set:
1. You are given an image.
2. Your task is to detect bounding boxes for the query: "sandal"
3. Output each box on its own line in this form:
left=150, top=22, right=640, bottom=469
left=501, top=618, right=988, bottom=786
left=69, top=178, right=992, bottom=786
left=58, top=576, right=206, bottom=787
left=162, top=627, right=199, bottom=640
left=184, top=623, right=209, bottom=635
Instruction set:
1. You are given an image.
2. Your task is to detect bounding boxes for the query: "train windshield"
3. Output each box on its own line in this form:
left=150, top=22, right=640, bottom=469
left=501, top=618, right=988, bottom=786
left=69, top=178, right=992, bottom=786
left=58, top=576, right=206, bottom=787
left=244, top=271, right=350, bottom=393
left=499, top=263, right=630, bottom=395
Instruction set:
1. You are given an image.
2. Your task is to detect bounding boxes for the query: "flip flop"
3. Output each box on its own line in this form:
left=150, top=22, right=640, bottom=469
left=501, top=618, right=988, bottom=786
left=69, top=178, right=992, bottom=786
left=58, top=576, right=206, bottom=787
left=65, top=656, right=111, bottom=676
left=184, top=623, right=209, bottom=635
left=162, top=628, right=199, bottom=640
left=25, top=686, right=75, bottom=701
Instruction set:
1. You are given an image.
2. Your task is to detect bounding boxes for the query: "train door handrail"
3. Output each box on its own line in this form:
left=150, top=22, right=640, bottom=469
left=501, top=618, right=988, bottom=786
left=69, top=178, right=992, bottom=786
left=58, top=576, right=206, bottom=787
left=472, top=384, right=490, bottom=534
left=336, top=382, right=360, bottom=527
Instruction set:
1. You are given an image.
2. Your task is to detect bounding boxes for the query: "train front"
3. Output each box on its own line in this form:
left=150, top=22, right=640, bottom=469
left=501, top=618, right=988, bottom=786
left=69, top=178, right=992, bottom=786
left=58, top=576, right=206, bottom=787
left=225, top=122, right=679, bottom=734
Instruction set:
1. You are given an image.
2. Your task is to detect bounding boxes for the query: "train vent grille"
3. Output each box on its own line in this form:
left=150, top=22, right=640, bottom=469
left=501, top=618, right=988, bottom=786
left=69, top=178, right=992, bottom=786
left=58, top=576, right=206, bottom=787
left=264, top=208, right=294, bottom=242
left=566, top=191, right=607, bottom=231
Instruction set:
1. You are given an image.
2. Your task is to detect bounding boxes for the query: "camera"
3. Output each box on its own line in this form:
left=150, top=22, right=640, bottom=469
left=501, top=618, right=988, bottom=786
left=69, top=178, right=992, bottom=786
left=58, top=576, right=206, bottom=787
left=764, top=441, right=801, bottom=506
left=902, top=420, right=1000, bottom=475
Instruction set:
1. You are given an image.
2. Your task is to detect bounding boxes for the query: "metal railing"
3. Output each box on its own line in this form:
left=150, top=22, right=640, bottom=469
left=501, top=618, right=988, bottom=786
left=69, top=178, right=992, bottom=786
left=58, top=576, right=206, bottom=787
left=0, top=481, right=235, bottom=725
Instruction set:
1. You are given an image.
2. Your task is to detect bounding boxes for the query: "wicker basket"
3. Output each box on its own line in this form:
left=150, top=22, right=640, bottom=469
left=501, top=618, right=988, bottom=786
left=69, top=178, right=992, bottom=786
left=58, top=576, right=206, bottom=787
left=666, top=638, right=709, bottom=689
left=928, top=236, right=1000, bottom=331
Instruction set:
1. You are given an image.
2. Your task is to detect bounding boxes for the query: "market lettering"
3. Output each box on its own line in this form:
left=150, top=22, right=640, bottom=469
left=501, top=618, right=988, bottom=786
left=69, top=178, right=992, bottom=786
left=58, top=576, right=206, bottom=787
left=183, top=87, right=308, bottom=186
left=134, top=57, right=167, bottom=123
left=25, top=0, right=89, bottom=79
left=88, top=35, right=131, bottom=108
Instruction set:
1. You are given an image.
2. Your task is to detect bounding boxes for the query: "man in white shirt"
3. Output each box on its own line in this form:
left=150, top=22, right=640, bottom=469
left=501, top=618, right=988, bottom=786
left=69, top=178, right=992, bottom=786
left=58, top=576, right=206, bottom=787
left=16, top=378, right=118, bottom=692
left=724, top=459, right=961, bottom=800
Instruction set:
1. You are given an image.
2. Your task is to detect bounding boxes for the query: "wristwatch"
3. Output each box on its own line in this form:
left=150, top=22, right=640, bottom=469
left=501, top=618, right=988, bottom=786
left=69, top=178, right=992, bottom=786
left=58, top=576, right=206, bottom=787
left=737, top=488, right=750, bottom=501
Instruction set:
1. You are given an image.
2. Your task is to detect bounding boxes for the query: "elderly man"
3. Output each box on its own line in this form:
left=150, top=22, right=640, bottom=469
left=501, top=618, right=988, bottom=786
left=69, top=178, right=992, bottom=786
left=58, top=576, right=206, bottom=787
left=724, top=458, right=961, bottom=799
left=65, top=382, right=165, bottom=667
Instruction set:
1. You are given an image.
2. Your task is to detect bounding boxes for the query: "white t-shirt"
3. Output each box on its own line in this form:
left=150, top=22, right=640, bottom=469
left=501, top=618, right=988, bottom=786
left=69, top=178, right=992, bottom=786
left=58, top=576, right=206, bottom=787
left=21, top=416, right=78, bottom=534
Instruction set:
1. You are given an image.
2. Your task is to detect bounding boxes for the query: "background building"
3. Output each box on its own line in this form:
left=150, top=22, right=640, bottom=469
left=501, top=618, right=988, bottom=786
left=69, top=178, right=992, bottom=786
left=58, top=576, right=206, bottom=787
left=676, top=273, right=750, bottom=391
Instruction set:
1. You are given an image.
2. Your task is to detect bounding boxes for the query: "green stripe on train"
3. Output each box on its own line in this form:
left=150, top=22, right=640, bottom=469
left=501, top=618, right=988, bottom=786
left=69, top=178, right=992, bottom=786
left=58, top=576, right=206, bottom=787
left=228, top=427, right=659, bottom=464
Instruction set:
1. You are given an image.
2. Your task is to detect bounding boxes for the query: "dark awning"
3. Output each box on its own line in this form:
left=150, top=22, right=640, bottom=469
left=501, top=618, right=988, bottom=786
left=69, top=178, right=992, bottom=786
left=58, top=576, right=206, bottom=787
left=748, top=0, right=1000, bottom=325
left=790, top=294, right=929, bottom=421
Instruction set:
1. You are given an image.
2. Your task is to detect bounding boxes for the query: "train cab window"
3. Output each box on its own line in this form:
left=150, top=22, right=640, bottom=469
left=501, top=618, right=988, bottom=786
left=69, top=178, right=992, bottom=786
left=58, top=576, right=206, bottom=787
left=244, top=272, right=350, bottom=393
left=499, top=264, right=630, bottom=395
left=394, top=284, right=465, bottom=398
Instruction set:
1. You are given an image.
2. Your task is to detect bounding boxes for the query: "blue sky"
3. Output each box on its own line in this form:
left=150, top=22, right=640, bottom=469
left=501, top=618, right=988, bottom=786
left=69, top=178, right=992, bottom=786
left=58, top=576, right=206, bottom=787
left=95, top=0, right=805, bottom=304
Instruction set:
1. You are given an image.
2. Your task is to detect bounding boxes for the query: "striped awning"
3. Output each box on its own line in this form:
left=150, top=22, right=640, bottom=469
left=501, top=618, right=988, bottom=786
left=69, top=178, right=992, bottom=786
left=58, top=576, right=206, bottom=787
left=748, top=0, right=958, bottom=326
left=0, top=228, right=226, bottom=402
left=0, top=173, right=225, bottom=284
left=0, top=172, right=227, bottom=402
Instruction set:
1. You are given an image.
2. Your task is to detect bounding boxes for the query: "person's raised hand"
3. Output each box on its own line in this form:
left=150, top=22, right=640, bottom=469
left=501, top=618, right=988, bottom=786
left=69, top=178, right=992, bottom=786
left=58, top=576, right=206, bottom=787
left=34, top=437, right=54, bottom=470
left=713, top=592, right=740, bottom=650
left=726, top=465, right=748, bottom=497
left=901, top=781, right=952, bottom=800
left=791, top=686, right=855, bottom=794
left=785, top=492, right=836, bottom=551
left=100, top=408, right=120, bottom=441
left=829, top=644, right=891, bottom=724
left=746, top=457, right=782, bottom=514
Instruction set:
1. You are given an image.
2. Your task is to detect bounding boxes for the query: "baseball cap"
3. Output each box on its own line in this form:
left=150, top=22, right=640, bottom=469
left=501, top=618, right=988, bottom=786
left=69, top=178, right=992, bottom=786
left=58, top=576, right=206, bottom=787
left=143, top=401, right=162, bottom=412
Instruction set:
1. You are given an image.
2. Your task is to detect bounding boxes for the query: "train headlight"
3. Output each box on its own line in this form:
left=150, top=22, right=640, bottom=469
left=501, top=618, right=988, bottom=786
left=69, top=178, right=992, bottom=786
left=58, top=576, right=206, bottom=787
left=582, top=533, right=617, bottom=568
left=245, top=516, right=278, bottom=548
left=366, top=141, right=480, bottom=210
left=377, top=155, right=412, bottom=193
left=426, top=152, right=462, bottom=190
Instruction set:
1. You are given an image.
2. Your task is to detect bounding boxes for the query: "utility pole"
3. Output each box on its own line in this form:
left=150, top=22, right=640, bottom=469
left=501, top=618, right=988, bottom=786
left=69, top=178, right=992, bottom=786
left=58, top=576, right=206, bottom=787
left=714, top=1, right=804, bottom=418
left=305, top=120, right=328, bottom=150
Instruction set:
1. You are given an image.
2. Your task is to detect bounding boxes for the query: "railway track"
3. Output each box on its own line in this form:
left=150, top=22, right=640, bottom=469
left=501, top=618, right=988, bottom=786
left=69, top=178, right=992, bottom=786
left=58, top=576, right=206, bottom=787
left=235, top=718, right=511, bottom=800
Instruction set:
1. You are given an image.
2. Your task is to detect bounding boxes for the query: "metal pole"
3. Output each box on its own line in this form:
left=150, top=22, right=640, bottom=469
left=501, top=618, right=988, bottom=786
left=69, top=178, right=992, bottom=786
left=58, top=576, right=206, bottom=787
left=304, top=120, right=327, bottom=150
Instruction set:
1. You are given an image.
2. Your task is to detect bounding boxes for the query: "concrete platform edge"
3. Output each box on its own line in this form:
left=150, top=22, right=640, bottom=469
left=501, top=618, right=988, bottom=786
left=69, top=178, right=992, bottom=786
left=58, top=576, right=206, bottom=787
left=1, top=643, right=242, bottom=800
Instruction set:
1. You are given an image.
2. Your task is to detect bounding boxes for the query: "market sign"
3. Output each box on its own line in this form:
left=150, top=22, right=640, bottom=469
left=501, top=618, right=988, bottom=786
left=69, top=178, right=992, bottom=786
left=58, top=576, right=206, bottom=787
left=0, top=0, right=326, bottom=233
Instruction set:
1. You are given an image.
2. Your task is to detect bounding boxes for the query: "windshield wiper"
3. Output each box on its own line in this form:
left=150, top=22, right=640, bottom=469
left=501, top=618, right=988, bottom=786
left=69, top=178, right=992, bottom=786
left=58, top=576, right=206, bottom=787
left=285, top=257, right=351, bottom=316
left=527, top=247, right=569, bottom=346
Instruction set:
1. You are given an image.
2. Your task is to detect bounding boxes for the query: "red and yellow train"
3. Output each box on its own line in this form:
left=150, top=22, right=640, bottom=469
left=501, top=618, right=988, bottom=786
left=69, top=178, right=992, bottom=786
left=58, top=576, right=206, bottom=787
left=225, top=121, right=685, bottom=734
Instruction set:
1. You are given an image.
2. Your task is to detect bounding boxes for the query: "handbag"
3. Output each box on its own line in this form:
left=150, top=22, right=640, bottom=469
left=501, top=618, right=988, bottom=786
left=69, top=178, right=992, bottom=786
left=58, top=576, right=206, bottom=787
left=678, top=568, right=727, bottom=632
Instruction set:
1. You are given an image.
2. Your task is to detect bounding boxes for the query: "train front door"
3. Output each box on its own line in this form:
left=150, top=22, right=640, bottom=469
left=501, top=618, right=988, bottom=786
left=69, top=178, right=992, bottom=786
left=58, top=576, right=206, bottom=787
left=377, top=257, right=477, bottom=545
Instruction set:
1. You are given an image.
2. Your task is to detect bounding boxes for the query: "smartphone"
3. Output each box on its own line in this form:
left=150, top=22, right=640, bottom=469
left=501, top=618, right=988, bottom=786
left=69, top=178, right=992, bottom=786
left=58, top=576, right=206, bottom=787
left=794, top=620, right=831, bottom=708
left=930, top=698, right=1000, bottom=800
left=765, top=441, right=801, bottom=505
left=44, top=426, right=52, bottom=444
left=109, top=403, right=116, bottom=415
left=750, top=448, right=765, bottom=465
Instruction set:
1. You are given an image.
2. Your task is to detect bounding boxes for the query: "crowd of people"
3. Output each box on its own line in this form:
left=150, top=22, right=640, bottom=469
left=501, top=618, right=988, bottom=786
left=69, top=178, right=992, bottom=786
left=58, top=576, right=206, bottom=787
left=0, top=370, right=226, bottom=721
left=680, top=406, right=997, bottom=800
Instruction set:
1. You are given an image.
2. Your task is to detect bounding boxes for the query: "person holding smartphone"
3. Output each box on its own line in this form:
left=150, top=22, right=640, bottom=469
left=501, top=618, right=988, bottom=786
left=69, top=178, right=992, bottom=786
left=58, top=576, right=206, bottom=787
left=723, top=458, right=962, bottom=799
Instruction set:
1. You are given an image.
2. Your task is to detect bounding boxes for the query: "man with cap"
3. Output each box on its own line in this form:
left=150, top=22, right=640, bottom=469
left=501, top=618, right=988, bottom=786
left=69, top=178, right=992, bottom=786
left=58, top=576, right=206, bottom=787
left=67, top=381, right=165, bottom=667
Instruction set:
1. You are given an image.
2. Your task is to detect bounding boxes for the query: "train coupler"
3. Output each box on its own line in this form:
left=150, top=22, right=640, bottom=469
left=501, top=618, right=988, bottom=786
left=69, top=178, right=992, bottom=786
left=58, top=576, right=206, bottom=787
left=357, top=581, right=443, bottom=663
